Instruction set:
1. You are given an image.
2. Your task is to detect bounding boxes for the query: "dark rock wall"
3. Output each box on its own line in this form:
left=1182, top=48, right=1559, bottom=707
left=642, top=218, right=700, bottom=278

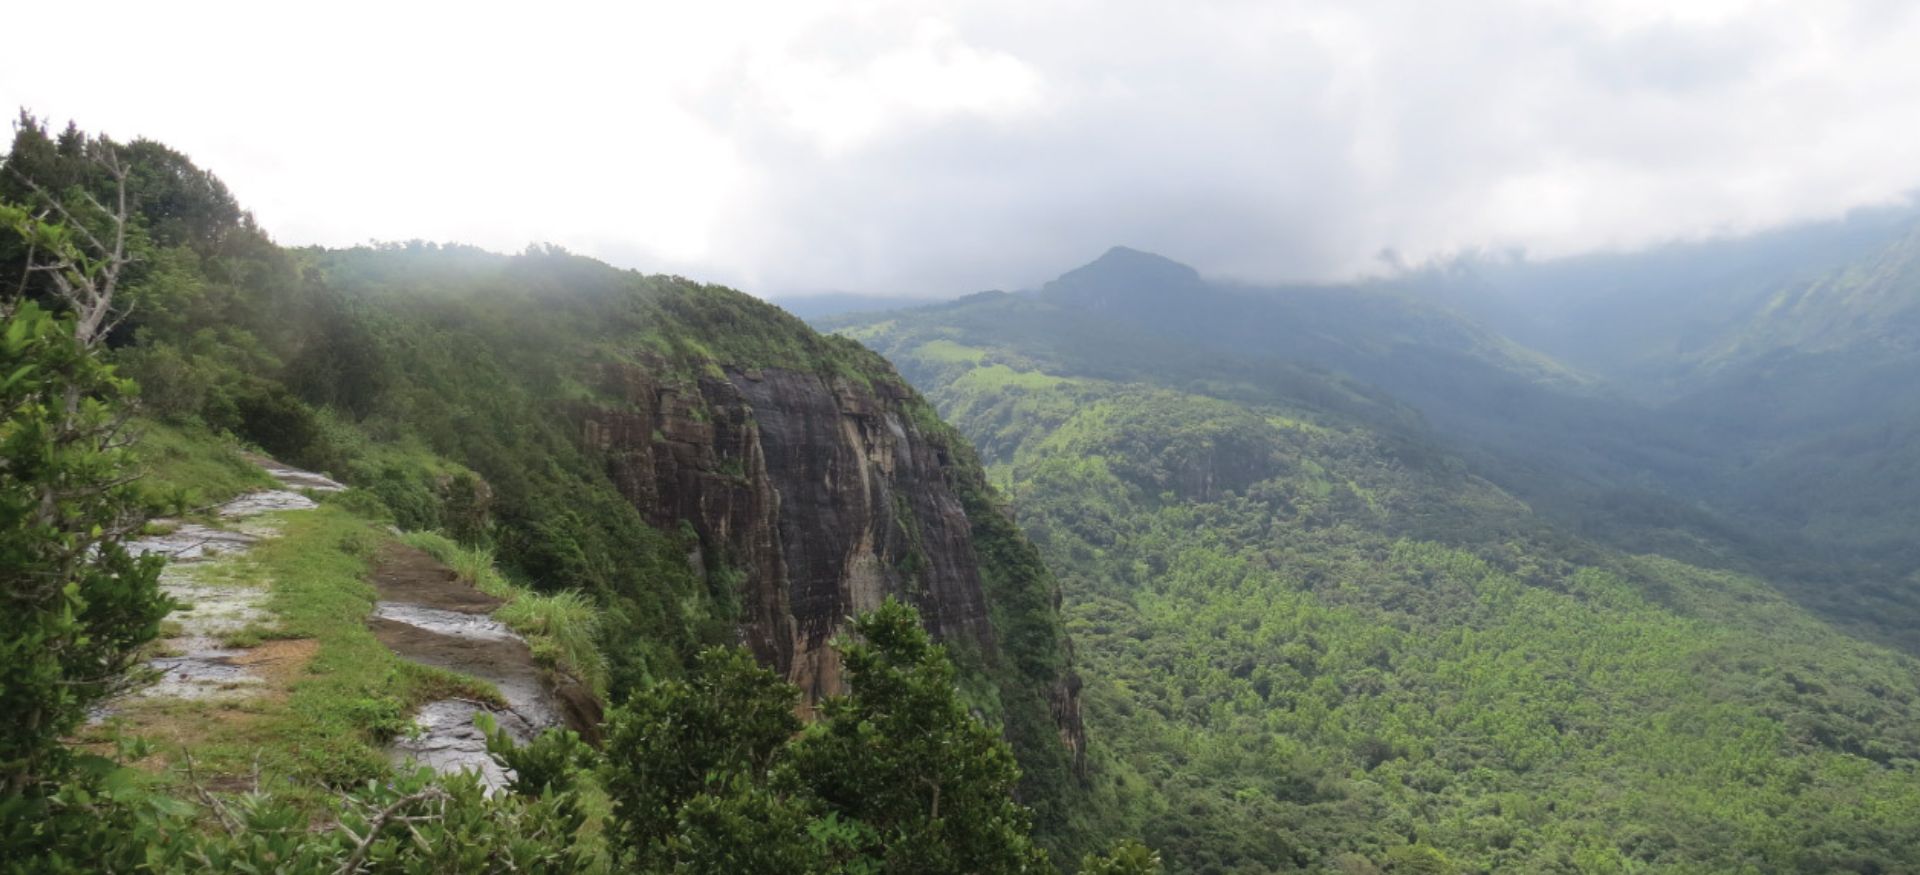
left=579, top=361, right=1006, bottom=706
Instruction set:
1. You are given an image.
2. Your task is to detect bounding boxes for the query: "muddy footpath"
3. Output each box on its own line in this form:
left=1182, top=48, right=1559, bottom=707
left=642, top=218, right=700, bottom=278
left=120, top=456, right=591, bottom=792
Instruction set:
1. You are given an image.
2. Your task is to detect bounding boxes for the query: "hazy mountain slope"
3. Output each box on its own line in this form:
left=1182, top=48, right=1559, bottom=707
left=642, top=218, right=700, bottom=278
left=1046, top=247, right=1594, bottom=393
left=0, top=124, right=1094, bottom=851
left=829, top=303, right=1920, bottom=872
left=826, top=251, right=1730, bottom=545
left=1698, top=224, right=1920, bottom=365
left=862, top=246, right=1920, bottom=654
left=1412, top=211, right=1920, bottom=562
left=771, top=291, right=953, bottom=321
left=1405, top=203, right=1920, bottom=392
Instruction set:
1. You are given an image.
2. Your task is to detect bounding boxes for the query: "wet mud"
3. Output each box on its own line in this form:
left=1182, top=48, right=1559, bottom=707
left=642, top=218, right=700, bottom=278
left=368, top=544, right=575, bottom=791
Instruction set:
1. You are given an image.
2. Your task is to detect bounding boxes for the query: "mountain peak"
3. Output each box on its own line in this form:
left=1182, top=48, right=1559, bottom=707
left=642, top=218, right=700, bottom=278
left=1043, top=247, right=1204, bottom=310
left=1079, top=246, right=1201, bottom=283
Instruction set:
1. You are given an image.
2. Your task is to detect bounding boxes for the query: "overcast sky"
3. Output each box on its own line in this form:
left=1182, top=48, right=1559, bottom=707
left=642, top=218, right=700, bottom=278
left=4, top=0, right=1919, bottom=297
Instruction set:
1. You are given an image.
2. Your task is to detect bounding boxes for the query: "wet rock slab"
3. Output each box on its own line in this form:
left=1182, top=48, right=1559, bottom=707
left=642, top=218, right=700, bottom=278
left=218, top=489, right=319, bottom=518
left=125, top=523, right=258, bottom=562
left=145, top=645, right=267, bottom=699
left=374, top=610, right=568, bottom=791
left=369, top=545, right=570, bottom=792
left=389, top=700, right=535, bottom=791
left=140, top=555, right=274, bottom=695
left=254, top=458, right=347, bottom=493
left=373, top=603, right=520, bottom=643
left=118, top=459, right=341, bottom=706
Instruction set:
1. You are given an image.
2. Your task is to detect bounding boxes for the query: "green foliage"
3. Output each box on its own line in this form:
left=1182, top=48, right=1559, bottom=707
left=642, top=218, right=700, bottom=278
left=838, top=291, right=1920, bottom=872
left=0, top=297, right=169, bottom=794
left=2, top=756, right=592, bottom=874
left=1079, top=840, right=1161, bottom=875
left=498, top=591, right=605, bottom=691
left=784, top=599, right=1053, bottom=873
left=602, top=646, right=802, bottom=866
left=479, top=716, right=592, bottom=799
left=602, top=603, right=1100, bottom=873
left=129, top=419, right=274, bottom=511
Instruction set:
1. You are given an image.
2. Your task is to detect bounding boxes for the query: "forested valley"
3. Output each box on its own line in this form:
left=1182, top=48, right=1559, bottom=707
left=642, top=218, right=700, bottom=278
left=821, top=238, right=1920, bottom=872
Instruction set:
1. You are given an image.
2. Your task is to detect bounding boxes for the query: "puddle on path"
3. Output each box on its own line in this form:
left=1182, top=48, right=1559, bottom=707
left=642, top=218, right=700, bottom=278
left=369, top=543, right=573, bottom=791
left=373, top=603, right=521, bottom=643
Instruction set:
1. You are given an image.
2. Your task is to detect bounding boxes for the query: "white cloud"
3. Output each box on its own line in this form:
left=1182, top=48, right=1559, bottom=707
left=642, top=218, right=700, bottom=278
left=4, top=0, right=1918, bottom=295
left=740, top=17, right=1045, bottom=153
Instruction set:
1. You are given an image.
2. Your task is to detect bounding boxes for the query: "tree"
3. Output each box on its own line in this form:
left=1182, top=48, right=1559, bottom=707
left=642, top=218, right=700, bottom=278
left=601, top=601, right=1086, bottom=873
left=1080, top=841, right=1162, bottom=875
left=780, top=598, right=1052, bottom=874
left=3, top=130, right=136, bottom=347
left=601, top=646, right=803, bottom=868
left=0, top=133, right=168, bottom=795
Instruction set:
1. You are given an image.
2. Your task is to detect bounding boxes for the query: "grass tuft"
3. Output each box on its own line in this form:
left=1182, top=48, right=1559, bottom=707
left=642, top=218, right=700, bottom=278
left=402, top=531, right=608, bottom=696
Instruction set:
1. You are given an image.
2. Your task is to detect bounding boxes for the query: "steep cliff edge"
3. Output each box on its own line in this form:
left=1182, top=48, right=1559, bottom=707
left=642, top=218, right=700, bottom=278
left=585, top=363, right=993, bottom=700
left=3, top=120, right=1087, bottom=838
left=575, top=348, right=1087, bottom=781
left=82, top=212, right=1087, bottom=836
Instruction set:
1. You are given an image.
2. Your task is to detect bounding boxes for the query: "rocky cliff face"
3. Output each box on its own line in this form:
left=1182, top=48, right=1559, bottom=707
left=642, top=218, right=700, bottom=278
left=578, top=358, right=1077, bottom=759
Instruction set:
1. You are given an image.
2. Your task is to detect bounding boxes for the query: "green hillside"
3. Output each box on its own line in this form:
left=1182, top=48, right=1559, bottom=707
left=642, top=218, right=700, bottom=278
left=1404, top=214, right=1920, bottom=621
left=833, top=280, right=1920, bottom=872
left=2, top=120, right=1109, bottom=871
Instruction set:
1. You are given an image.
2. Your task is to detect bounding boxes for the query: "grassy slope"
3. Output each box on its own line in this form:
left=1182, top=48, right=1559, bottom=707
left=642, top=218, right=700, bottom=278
left=832, top=310, right=1920, bottom=873
left=86, top=494, right=499, bottom=798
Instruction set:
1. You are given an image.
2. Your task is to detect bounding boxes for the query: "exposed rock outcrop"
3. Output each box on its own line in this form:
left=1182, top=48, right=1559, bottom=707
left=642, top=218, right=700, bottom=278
left=584, top=362, right=992, bottom=699
left=578, top=357, right=1084, bottom=766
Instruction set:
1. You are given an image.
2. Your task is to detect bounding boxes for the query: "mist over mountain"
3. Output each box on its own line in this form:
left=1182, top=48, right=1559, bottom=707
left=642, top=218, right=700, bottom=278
left=767, top=291, right=957, bottom=321
left=825, top=222, right=1920, bottom=870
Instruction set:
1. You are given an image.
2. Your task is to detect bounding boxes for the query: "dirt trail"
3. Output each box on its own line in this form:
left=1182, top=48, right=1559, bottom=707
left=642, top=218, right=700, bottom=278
left=120, top=462, right=345, bottom=702
left=119, top=456, right=585, bottom=792
left=368, top=543, right=578, bottom=791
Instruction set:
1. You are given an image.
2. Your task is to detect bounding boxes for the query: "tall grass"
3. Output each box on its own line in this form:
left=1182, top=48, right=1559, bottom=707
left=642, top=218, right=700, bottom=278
left=132, top=420, right=276, bottom=512
left=402, top=531, right=608, bottom=696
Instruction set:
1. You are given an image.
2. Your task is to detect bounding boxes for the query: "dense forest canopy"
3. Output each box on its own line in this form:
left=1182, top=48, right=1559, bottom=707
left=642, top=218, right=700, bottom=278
left=826, top=231, right=1920, bottom=872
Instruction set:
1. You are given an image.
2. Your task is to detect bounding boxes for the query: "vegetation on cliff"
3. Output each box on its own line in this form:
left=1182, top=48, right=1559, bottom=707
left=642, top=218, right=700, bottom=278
left=831, top=267, right=1920, bottom=872
left=1, top=117, right=1096, bottom=868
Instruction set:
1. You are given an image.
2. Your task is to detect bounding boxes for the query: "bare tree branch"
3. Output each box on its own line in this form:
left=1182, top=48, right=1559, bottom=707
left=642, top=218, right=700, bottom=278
left=335, top=787, right=449, bottom=875
left=182, top=751, right=243, bottom=838
left=5, top=139, right=134, bottom=347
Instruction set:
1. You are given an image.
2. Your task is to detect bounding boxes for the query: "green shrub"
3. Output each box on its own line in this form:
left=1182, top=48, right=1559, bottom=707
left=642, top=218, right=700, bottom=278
left=480, top=716, right=592, bottom=799
left=0, top=300, right=170, bottom=794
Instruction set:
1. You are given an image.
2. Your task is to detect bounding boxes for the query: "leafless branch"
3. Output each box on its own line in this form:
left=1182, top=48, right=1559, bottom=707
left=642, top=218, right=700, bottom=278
left=334, top=787, right=449, bottom=875
left=12, top=237, right=32, bottom=299
left=5, top=140, right=134, bottom=347
left=182, top=751, right=243, bottom=838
